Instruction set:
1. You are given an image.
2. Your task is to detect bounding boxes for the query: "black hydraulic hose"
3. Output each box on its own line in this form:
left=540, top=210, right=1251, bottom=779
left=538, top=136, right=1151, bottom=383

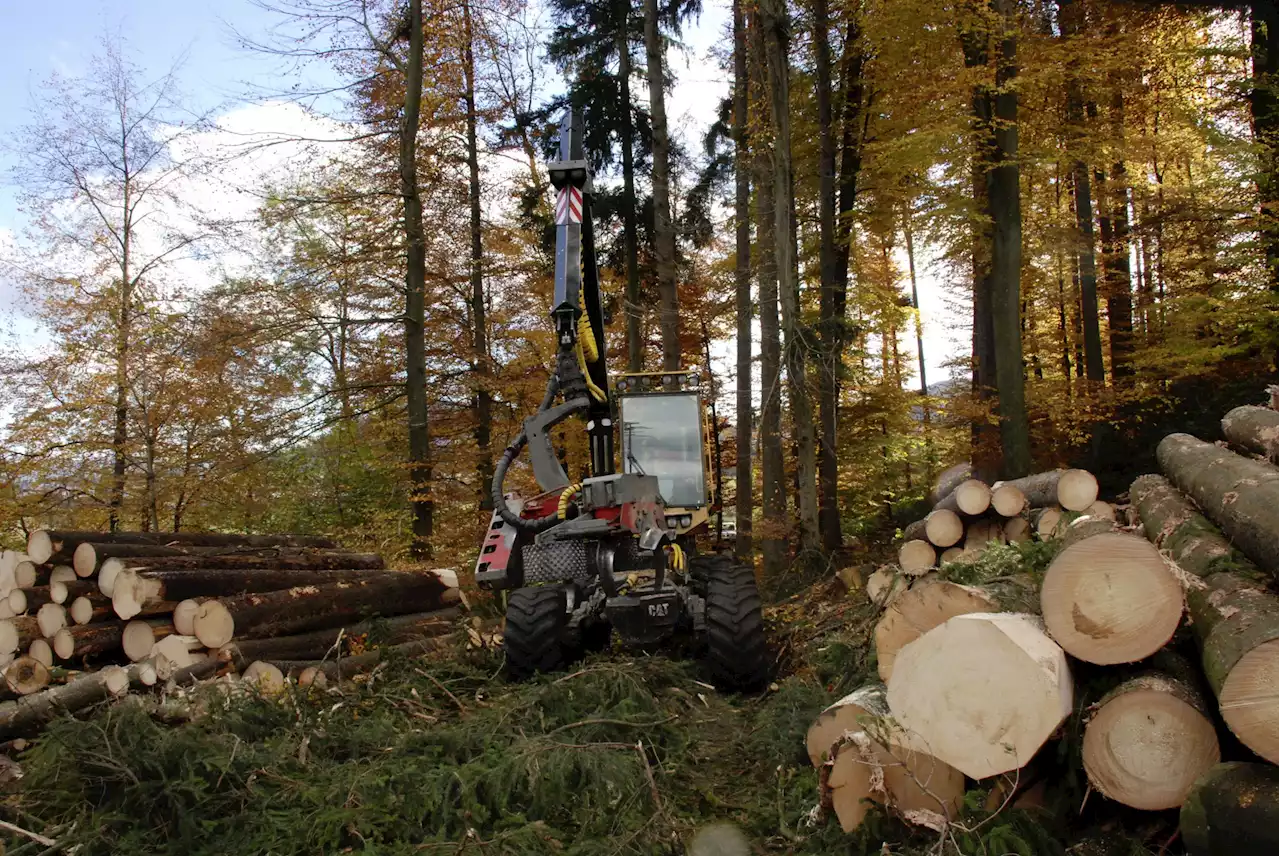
left=491, top=375, right=562, bottom=534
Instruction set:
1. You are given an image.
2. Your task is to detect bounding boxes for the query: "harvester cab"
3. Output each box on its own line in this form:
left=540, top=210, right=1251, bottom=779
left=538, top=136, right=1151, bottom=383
left=473, top=109, right=768, bottom=690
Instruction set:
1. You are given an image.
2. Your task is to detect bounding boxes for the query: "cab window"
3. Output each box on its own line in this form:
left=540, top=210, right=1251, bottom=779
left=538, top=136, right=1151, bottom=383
left=619, top=393, right=706, bottom=508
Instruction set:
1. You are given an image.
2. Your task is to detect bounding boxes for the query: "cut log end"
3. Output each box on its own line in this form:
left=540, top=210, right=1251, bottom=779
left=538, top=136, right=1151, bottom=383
left=36, top=604, right=67, bottom=639
left=897, top=541, right=936, bottom=576
left=50, top=566, right=77, bottom=586
left=924, top=509, right=964, bottom=548
left=1083, top=677, right=1221, bottom=810
left=1058, top=469, right=1099, bottom=511
left=68, top=597, right=95, bottom=626
left=0, top=621, right=18, bottom=656
left=173, top=599, right=200, bottom=636
left=1219, top=638, right=1279, bottom=764
left=123, top=621, right=161, bottom=662
left=1033, top=507, right=1063, bottom=539
left=27, top=639, right=53, bottom=668
left=101, top=665, right=129, bottom=696
left=990, top=484, right=1026, bottom=517
left=7, top=591, right=25, bottom=615
left=98, top=559, right=123, bottom=597
left=1003, top=517, right=1031, bottom=544
left=5, top=656, right=51, bottom=696
left=14, top=562, right=37, bottom=590
left=134, top=661, right=158, bottom=687
left=72, top=543, right=98, bottom=578
left=875, top=582, right=1000, bottom=682
left=867, top=568, right=908, bottom=607
left=27, top=531, right=54, bottom=565
left=826, top=731, right=964, bottom=833
left=887, top=613, right=1073, bottom=780
left=193, top=601, right=235, bottom=648
left=51, top=629, right=74, bottom=661
left=297, top=666, right=328, bottom=689
left=806, top=684, right=888, bottom=767
left=953, top=479, right=992, bottom=516
left=243, top=661, right=286, bottom=694
left=1041, top=532, right=1183, bottom=665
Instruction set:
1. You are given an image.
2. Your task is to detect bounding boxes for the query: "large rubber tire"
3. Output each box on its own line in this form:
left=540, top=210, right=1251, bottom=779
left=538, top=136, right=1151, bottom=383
left=696, top=554, right=770, bottom=691
left=503, top=586, right=569, bottom=680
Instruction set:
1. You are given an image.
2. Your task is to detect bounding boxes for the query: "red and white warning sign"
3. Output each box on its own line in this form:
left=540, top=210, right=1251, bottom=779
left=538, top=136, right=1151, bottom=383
left=555, top=186, right=583, bottom=225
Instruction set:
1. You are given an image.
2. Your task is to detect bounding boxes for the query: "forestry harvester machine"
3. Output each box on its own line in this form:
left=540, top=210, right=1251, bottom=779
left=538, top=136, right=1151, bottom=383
left=473, top=109, right=769, bottom=690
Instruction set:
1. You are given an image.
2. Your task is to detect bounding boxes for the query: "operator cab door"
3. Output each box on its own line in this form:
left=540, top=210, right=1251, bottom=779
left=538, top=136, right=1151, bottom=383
left=617, top=392, right=708, bottom=511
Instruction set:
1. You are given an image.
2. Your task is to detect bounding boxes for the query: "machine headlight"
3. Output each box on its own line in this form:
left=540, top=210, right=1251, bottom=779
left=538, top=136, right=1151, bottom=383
left=680, top=515, right=692, bottom=527
left=666, top=515, right=679, bottom=529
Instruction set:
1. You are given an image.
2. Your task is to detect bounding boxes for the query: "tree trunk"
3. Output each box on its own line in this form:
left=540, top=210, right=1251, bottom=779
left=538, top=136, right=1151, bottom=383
left=1060, top=0, right=1105, bottom=383
left=749, top=11, right=785, bottom=578
left=1157, top=433, right=1280, bottom=577
left=26, top=529, right=337, bottom=565
left=462, top=0, right=493, bottom=512
left=643, top=0, right=680, bottom=373
left=1041, top=528, right=1183, bottom=664
left=886, top=612, right=1073, bottom=780
left=0, top=666, right=136, bottom=738
left=1222, top=404, right=1279, bottom=463
left=402, top=0, right=434, bottom=559
left=988, top=0, right=1031, bottom=478
left=813, top=0, right=840, bottom=554
left=959, top=9, right=1000, bottom=481
left=1082, top=673, right=1221, bottom=810
left=218, top=607, right=460, bottom=668
left=1251, top=0, right=1279, bottom=280
left=760, top=0, right=819, bottom=560
left=1180, top=762, right=1279, bottom=856
left=266, top=636, right=457, bottom=682
left=195, top=574, right=457, bottom=642
left=619, top=3, right=642, bottom=372
left=732, top=0, right=753, bottom=562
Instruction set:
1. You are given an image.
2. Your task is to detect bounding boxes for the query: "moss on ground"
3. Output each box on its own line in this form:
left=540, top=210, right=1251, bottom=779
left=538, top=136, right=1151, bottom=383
left=0, top=579, right=1163, bottom=855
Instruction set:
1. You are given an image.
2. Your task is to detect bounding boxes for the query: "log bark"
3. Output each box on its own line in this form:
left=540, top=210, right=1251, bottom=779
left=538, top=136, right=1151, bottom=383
left=121, top=567, right=398, bottom=602
left=55, top=622, right=127, bottom=658
left=1180, top=762, right=1278, bottom=856
left=1157, top=433, right=1280, bottom=577
left=0, top=665, right=136, bottom=737
left=887, top=613, right=1073, bottom=780
left=1222, top=404, right=1279, bottom=463
left=81, top=545, right=384, bottom=576
left=928, top=463, right=972, bottom=506
left=216, top=607, right=460, bottom=669
left=807, top=683, right=888, bottom=767
left=27, top=529, right=336, bottom=565
left=1040, top=529, right=1183, bottom=664
left=990, top=469, right=1064, bottom=508
left=195, top=573, right=457, bottom=643
left=902, top=518, right=929, bottom=543
left=266, top=636, right=456, bottom=681
left=1129, top=474, right=1258, bottom=580
left=1082, top=673, right=1221, bottom=810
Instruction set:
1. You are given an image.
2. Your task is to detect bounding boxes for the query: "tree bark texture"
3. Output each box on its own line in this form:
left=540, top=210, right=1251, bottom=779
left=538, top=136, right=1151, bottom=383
left=1221, top=404, right=1279, bottom=463
left=1156, top=433, right=1280, bottom=577
left=760, top=0, right=820, bottom=559
left=988, top=0, right=1031, bottom=478
left=749, top=11, right=786, bottom=577
left=618, top=3, right=643, bottom=372
left=206, top=574, right=456, bottom=640
left=1180, top=762, right=1278, bottom=856
left=219, top=606, right=460, bottom=668
left=733, top=0, right=753, bottom=562
left=129, top=568, right=402, bottom=602
left=814, top=0, right=840, bottom=553
left=644, top=0, right=681, bottom=372
left=462, top=0, right=493, bottom=511
left=401, top=0, right=434, bottom=558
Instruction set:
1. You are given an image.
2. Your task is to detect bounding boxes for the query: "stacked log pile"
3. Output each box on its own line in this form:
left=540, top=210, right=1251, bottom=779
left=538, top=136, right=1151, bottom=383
left=0, top=529, right=461, bottom=737
left=815, top=400, right=1278, bottom=853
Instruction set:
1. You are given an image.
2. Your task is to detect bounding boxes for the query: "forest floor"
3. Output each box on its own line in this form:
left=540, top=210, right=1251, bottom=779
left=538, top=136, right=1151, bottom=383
left=1, top=557, right=1170, bottom=856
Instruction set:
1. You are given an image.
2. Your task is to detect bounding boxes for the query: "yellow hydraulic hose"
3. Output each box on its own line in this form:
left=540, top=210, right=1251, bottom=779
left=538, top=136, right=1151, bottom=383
left=557, top=483, right=583, bottom=519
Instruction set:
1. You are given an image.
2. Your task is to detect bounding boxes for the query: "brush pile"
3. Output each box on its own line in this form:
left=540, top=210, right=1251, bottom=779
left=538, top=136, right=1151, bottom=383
left=0, top=529, right=460, bottom=737
left=814, top=401, right=1278, bottom=856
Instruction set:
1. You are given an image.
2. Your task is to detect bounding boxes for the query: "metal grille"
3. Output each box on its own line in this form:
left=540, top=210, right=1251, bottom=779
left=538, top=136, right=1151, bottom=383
left=523, top=541, right=592, bottom=585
